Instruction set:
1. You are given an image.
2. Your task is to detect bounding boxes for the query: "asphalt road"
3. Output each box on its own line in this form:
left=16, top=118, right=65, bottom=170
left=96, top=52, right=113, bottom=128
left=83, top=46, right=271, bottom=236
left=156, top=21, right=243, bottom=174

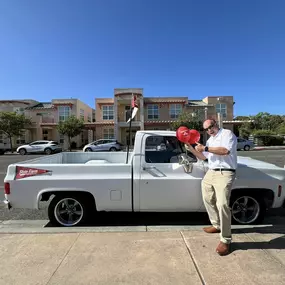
left=0, top=150, right=285, bottom=222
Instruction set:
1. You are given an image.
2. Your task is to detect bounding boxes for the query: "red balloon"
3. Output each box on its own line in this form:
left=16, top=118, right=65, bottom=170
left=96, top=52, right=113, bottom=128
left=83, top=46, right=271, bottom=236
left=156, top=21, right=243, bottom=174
left=176, top=126, right=191, bottom=143
left=188, top=129, right=201, bottom=144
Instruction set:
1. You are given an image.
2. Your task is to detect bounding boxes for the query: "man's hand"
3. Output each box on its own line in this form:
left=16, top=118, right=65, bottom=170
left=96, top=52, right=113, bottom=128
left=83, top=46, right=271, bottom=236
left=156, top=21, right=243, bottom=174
left=195, top=143, right=205, bottom=153
left=185, top=143, right=195, bottom=152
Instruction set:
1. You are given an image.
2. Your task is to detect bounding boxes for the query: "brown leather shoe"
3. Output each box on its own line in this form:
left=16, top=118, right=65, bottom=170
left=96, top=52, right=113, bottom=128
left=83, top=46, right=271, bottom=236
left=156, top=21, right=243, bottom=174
left=203, top=226, right=221, bottom=234
left=216, top=242, right=230, bottom=256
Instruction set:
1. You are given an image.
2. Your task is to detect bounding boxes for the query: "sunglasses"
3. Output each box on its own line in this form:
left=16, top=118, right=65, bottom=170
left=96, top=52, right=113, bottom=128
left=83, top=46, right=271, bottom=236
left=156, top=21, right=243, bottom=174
left=204, top=124, right=214, bottom=131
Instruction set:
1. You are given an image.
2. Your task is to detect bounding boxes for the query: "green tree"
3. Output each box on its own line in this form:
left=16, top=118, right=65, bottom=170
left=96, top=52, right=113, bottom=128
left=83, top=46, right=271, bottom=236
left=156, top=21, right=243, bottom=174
left=170, top=110, right=203, bottom=131
left=251, top=112, right=283, bottom=132
left=0, top=112, right=31, bottom=152
left=57, top=115, right=85, bottom=151
left=276, top=122, right=285, bottom=135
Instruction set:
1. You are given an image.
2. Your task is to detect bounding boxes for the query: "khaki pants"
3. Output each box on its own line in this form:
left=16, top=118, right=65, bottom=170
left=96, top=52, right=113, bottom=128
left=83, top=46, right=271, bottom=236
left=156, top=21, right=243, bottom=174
left=201, top=169, right=236, bottom=244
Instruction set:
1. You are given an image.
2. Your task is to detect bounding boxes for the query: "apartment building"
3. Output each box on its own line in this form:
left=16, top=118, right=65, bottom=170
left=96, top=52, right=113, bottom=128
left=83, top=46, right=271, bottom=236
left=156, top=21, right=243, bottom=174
left=0, top=99, right=38, bottom=146
left=0, top=91, right=235, bottom=149
left=24, top=99, right=94, bottom=149
left=92, top=88, right=235, bottom=145
left=0, top=99, right=94, bottom=149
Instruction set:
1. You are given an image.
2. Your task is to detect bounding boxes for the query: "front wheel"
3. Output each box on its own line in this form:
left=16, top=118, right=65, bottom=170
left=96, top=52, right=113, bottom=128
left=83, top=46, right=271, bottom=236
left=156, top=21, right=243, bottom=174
left=85, top=147, right=92, bottom=152
left=45, top=148, right=52, bottom=155
left=48, top=194, right=93, bottom=227
left=19, top=148, right=27, bottom=155
left=230, top=193, right=266, bottom=225
left=109, top=147, right=117, bottom=151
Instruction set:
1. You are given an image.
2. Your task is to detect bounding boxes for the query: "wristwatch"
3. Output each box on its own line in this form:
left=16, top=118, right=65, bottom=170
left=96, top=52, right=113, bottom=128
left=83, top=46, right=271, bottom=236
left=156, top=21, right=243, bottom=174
left=204, top=146, right=209, bottom=152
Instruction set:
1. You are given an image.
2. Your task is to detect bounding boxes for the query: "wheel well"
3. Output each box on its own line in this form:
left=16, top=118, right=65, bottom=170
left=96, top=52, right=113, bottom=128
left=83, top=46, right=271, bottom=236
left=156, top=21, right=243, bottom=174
left=40, top=191, right=97, bottom=210
left=231, top=188, right=274, bottom=209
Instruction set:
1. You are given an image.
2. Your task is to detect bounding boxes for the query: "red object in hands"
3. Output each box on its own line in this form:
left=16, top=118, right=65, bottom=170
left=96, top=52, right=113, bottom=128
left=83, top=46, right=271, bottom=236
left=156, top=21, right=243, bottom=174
left=176, top=126, right=191, bottom=143
left=188, top=129, right=201, bottom=144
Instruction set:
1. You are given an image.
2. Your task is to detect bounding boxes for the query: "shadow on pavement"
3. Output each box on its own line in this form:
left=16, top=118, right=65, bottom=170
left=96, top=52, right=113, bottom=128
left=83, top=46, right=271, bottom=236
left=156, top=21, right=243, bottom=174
left=231, top=226, right=285, bottom=252
left=45, top=212, right=210, bottom=227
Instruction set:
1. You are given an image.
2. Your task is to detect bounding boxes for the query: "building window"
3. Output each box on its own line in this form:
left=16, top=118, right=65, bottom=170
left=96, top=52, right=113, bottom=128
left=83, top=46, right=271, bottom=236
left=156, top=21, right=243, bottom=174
left=13, top=107, right=24, bottom=114
left=0, top=131, right=4, bottom=143
left=169, top=104, right=182, bottom=119
left=102, top=105, right=114, bottom=120
left=147, top=104, right=159, bottom=120
left=216, top=103, right=227, bottom=118
left=80, top=109, right=84, bottom=120
left=103, top=128, right=114, bottom=139
left=58, top=106, right=71, bottom=122
left=16, top=134, right=25, bottom=144
left=87, top=113, right=91, bottom=122
left=59, top=134, right=64, bottom=144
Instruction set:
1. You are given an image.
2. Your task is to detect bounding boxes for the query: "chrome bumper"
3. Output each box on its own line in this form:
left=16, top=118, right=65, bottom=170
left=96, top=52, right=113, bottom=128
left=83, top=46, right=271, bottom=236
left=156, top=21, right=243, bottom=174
left=3, top=199, right=12, bottom=210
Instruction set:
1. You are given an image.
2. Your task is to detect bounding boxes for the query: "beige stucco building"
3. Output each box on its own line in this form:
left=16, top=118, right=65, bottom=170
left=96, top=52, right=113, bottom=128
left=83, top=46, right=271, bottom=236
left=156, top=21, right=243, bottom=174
left=0, top=89, right=235, bottom=149
left=89, top=88, right=235, bottom=145
left=0, top=99, right=94, bottom=149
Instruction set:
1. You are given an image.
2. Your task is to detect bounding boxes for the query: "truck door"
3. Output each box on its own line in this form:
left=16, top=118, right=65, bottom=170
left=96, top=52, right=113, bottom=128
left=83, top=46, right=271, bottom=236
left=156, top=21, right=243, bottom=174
left=138, top=134, right=205, bottom=212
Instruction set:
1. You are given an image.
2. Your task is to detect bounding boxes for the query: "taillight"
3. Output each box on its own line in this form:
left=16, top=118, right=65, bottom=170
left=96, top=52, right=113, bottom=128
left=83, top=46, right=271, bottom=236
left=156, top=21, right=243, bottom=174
left=278, top=185, right=282, bottom=197
left=4, top=182, right=10, bottom=195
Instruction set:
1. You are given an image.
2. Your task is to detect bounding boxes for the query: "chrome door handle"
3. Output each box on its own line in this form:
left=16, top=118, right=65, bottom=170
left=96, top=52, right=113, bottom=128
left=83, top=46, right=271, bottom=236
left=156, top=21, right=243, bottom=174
left=143, top=166, right=156, bottom=171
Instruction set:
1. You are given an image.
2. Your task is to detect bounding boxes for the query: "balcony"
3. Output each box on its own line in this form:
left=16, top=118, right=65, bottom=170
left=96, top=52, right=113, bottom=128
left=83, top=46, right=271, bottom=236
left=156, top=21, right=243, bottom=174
left=41, top=117, right=57, bottom=126
left=42, top=117, right=55, bottom=123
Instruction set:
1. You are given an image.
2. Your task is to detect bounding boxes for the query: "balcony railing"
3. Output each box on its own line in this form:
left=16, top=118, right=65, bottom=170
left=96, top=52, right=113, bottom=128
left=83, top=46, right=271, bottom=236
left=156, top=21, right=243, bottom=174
left=41, top=117, right=55, bottom=124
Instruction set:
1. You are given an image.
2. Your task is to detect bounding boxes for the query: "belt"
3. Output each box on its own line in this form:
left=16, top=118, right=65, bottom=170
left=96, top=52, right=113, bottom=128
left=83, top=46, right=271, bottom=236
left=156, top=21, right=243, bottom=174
left=212, top=168, right=236, bottom=172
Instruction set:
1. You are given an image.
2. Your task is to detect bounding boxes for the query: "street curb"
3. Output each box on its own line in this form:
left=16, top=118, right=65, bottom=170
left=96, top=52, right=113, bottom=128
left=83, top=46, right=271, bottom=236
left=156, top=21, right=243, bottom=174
left=253, top=147, right=285, bottom=151
left=0, top=220, right=283, bottom=234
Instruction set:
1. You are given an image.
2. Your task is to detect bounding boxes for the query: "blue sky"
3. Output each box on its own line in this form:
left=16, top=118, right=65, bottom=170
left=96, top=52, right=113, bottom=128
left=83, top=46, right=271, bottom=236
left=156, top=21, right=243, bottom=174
left=0, top=0, right=284, bottom=116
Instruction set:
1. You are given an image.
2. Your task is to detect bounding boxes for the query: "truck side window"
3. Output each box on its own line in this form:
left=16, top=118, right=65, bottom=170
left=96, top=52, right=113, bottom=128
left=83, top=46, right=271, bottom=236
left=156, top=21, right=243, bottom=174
left=145, top=135, right=186, bottom=163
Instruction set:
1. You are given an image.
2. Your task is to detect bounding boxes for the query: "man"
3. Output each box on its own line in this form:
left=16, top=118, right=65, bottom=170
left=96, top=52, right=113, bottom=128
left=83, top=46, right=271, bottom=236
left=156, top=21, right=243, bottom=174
left=186, top=119, right=237, bottom=256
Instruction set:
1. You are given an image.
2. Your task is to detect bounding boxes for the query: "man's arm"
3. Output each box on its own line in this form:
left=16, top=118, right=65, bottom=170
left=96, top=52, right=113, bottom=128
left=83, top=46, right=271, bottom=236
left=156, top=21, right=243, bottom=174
left=195, top=131, right=236, bottom=156
left=185, top=143, right=207, bottom=161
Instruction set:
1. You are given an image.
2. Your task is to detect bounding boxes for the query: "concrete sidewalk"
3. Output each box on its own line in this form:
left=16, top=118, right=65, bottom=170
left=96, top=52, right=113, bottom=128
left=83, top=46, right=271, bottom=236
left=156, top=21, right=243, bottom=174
left=0, top=229, right=285, bottom=285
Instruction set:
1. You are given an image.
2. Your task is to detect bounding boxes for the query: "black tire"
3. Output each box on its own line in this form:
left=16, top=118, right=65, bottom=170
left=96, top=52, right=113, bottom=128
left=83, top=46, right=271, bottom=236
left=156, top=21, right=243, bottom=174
left=244, top=145, right=250, bottom=151
left=44, top=148, right=52, bottom=155
left=0, top=150, right=4, bottom=155
left=109, top=147, right=117, bottom=152
left=48, top=193, right=94, bottom=227
left=230, top=192, right=266, bottom=225
left=19, top=148, right=27, bottom=155
left=85, top=147, right=92, bottom=152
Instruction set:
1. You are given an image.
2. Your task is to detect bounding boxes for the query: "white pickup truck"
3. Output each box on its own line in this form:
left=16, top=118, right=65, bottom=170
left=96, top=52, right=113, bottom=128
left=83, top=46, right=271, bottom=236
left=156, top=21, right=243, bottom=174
left=3, top=130, right=285, bottom=227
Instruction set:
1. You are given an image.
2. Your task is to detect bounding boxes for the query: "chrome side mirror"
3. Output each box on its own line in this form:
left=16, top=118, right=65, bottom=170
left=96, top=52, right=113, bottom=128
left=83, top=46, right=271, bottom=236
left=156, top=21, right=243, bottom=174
left=178, top=154, right=194, bottom=173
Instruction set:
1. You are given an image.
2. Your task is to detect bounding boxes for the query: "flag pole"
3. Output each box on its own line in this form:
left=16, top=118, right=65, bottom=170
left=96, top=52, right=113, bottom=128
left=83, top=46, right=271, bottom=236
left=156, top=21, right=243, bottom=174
left=126, top=93, right=138, bottom=164
left=126, top=113, right=132, bottom=164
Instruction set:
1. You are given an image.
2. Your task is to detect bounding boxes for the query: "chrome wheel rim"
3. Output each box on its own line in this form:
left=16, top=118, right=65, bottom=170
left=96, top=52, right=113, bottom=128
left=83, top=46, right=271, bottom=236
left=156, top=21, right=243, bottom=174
left=86, top=148, right=92, bottom=152
left=20, top=149, right=25, bottom=155
left=54, top=198, right=84, bottom=226
left=46, top=149, right=51, bottom=155
left=232, top=196, right=260, bottom=224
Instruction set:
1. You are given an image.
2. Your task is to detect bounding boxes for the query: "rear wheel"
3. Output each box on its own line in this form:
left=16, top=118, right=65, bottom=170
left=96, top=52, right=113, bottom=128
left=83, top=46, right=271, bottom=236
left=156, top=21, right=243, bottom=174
left=244, top=145, right=250, bottom=151
left=48, top=194, right=94, bottom=227
left=109, top=147, right=117, bottom=151
left=19, top=148, right=27, bottom=155
left=230, top=193, right=266, bottom=225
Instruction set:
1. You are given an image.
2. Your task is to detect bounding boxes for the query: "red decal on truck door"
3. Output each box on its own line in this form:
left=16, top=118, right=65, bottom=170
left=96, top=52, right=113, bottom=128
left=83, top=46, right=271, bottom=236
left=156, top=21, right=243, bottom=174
left=15, top=166, right=52, bottom=179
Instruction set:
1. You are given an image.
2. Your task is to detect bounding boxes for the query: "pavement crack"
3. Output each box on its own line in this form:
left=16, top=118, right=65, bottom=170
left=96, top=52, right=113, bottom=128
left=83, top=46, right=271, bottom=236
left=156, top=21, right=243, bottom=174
left=180, top=231, right=206, bottom=285
left=46, top=233, right=81, bottom=285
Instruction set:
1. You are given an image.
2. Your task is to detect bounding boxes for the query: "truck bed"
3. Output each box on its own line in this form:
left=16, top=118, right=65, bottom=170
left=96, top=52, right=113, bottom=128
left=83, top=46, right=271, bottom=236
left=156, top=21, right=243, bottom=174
left=15, top=151, right=133, bottom=165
